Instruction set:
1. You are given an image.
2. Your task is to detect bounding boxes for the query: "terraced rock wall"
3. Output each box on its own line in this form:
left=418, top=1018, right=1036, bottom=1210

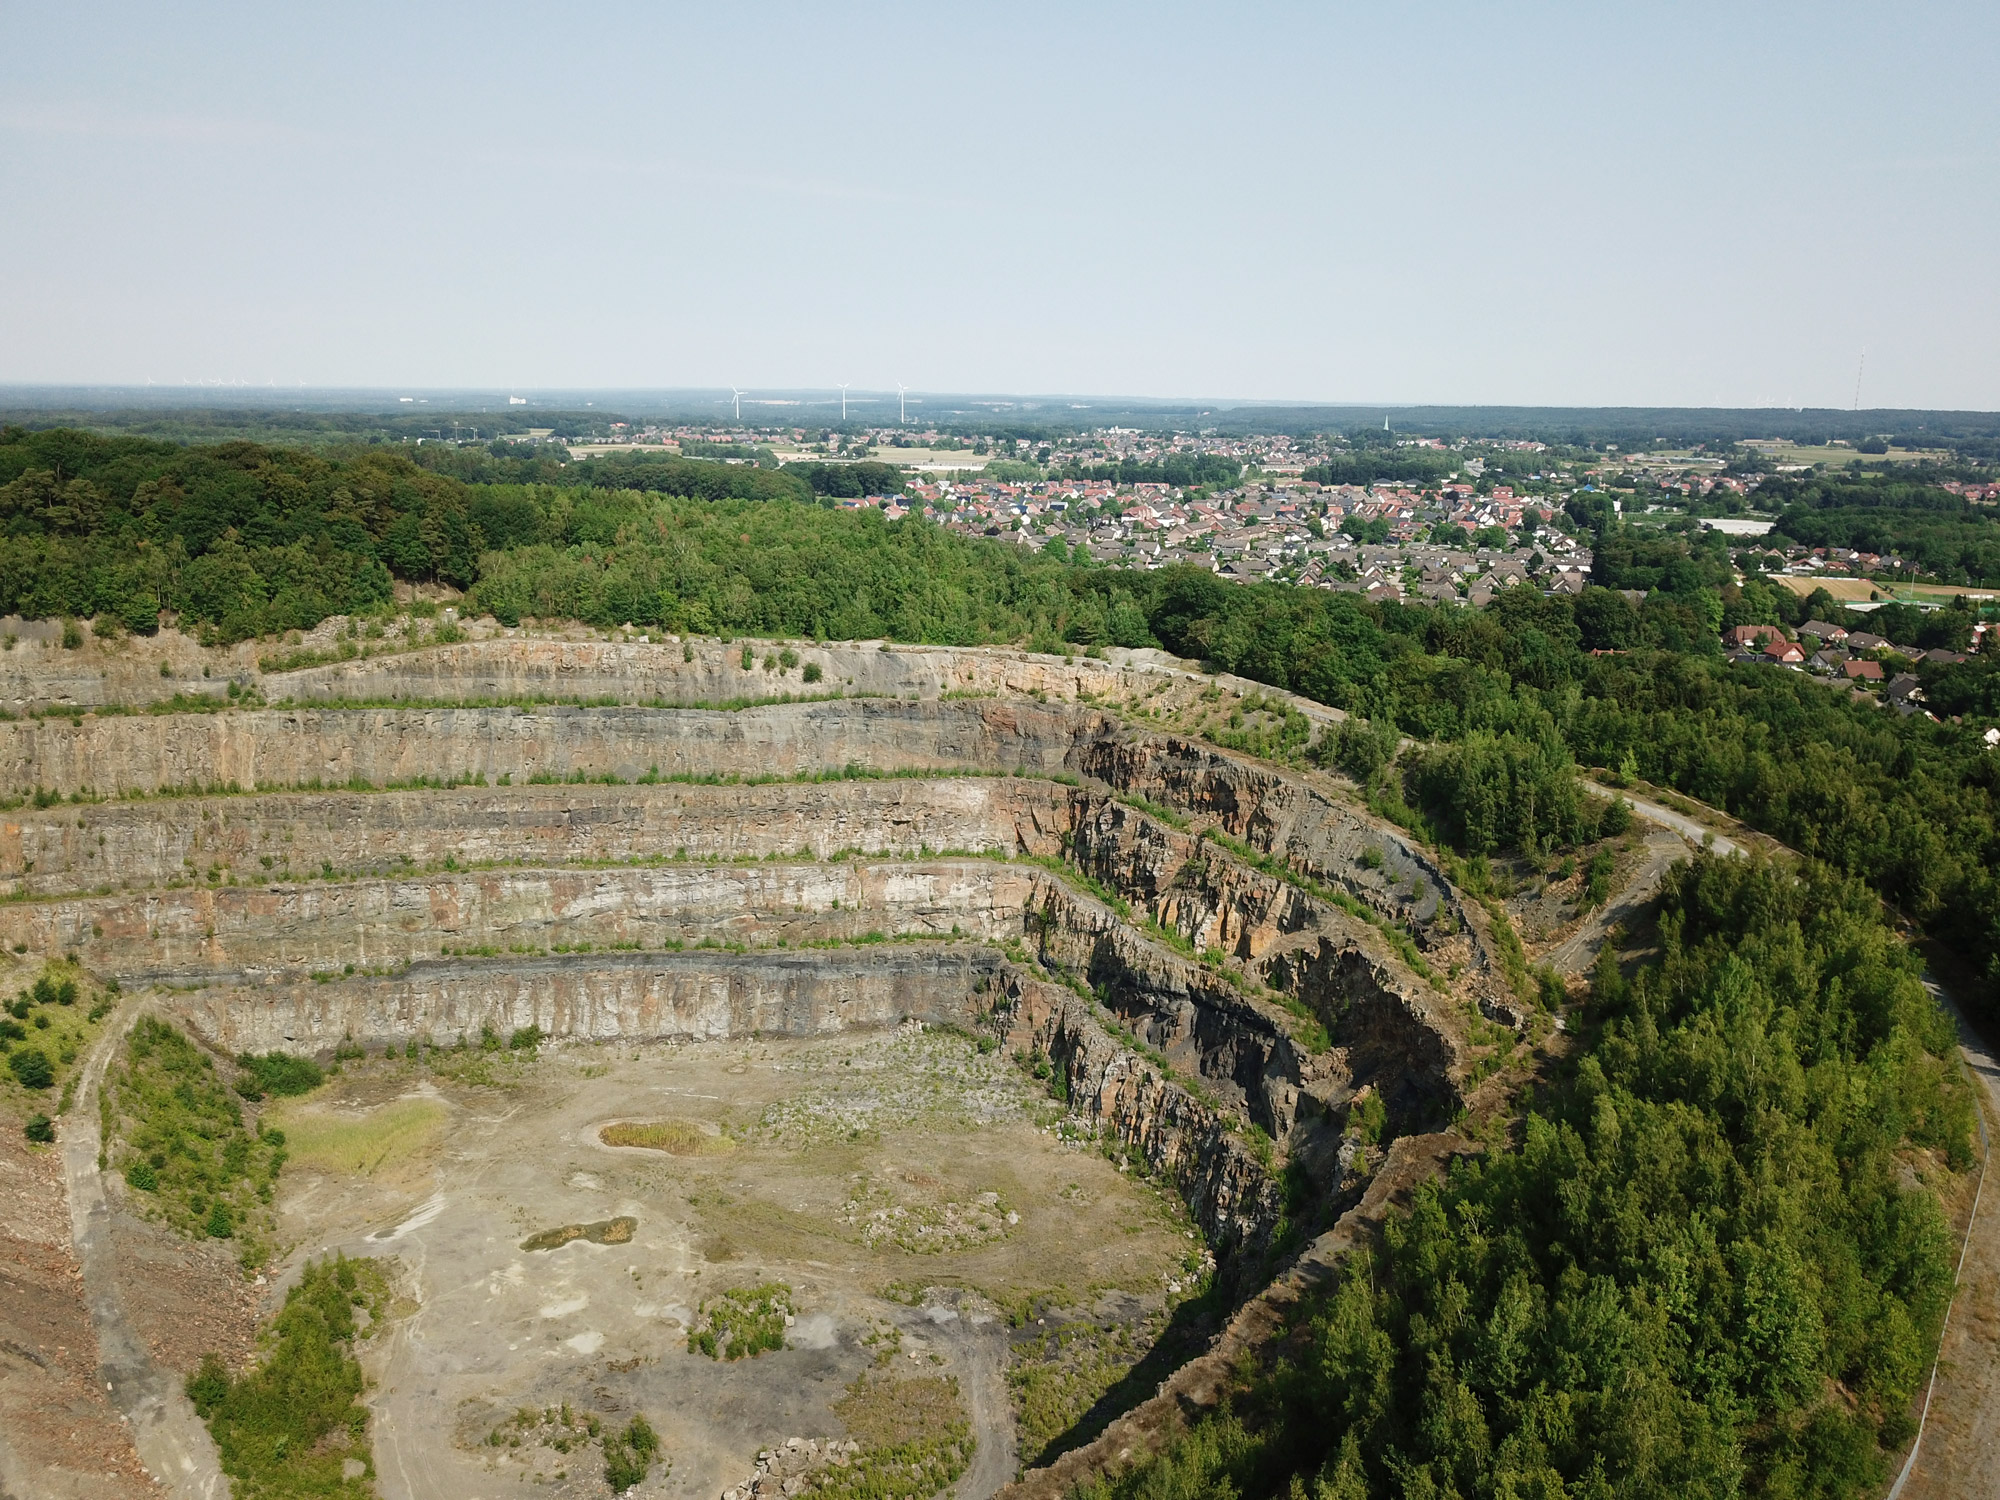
left=0, top=632, right=1226, bottom=716
left=1, top=777, right=1071, bottom=896
left=0, top=860, right=1041, bottom=979
left=175, top=945, right=1007, bottom=1053
left=0, top=698, right=1101, bottom=798
left=1073, top=732, right=1494, bottom=983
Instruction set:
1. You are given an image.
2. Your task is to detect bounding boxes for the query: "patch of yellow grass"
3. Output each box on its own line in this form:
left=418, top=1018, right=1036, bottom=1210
left=267, top=1096, right=448, bottom=1177
left=600, top=1118, right=733, bottom=1156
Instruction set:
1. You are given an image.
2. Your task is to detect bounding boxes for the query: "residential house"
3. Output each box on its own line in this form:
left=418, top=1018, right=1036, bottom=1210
left=1727, top=624, right=1786, bottom=649
left=1842, top=659, right=1884, bottom=682
left=1798, top=619, right=1849, bottom=644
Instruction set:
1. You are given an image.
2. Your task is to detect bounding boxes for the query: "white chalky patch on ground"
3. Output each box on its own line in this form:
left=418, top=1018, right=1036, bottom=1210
left=539, top=1295, right=588, bottom=1319
left=790, top=1312, right=838, bottom=1349
left=565, top=1329, right=605, bottom=1355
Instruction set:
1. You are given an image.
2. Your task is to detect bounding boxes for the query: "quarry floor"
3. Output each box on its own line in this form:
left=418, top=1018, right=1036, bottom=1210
left=266, top=1025, right=1194, bottom=1500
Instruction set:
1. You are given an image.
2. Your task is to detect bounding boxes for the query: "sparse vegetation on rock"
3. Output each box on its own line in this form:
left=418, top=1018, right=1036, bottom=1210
left=687, top=1283, right=793, bottom=1360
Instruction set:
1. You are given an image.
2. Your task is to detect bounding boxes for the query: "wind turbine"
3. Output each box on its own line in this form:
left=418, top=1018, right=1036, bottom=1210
left=896, top=383, right=909, bottom=424
left=729, top=387, right=745, bottom=421
left=836, top=383, right=850, bottom=421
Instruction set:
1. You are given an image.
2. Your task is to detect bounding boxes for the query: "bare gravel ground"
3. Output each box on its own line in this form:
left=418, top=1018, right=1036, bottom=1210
left=265, top=1026, right=1190, bottom=1500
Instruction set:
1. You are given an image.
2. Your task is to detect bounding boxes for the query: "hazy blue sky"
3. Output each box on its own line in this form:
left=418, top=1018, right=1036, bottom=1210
left=4, top=2, right=1996, bottom=408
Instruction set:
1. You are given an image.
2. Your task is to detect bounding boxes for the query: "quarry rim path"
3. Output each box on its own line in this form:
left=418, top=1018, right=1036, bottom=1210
left=64, top=1005, right=227, bottom=1500
left=1893, top=975, right=1998, bottom=1500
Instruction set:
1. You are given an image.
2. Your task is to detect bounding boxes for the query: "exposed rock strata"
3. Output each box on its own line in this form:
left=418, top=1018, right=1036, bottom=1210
left=989, top=970, right=1283, bottom=1255
left=172, top=945, right=1008, bottom=1054
left=0, top=630, right=1278, bottom=719
left=1063, top=796, right=1468, bottom=1135
left=0, top=699, right=1102, bottom=798
left=0, top=861, right=1039, bottom=978
left=0, top=778, right=1070, bottom=896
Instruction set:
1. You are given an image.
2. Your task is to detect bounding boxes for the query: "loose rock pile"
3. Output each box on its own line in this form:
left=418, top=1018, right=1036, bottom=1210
left=721, top=1435, right=860, bottom=1499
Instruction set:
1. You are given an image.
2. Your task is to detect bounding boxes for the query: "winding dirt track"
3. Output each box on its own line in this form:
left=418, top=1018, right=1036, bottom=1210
left=1893, top=979, right=1998, bottom=1500
left=64, top=1008, right=227, bottom=1500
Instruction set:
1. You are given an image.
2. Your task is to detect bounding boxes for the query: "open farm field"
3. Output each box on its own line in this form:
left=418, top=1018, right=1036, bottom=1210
left=1766, top=573, right=2000, bottom=602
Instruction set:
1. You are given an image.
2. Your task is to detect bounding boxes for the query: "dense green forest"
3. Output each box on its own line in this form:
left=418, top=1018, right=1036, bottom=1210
left=1762, top=475, right=2000, bottom=585
left=1056, top=455, right=1244, bottom=488
left=1082, top=856, right=1972, bottom=1500
left=1304, top=449, right=1460, bottom=487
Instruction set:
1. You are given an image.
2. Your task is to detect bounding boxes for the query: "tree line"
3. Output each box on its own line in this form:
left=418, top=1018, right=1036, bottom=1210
left=1762, top=474, right=2000, bottom=586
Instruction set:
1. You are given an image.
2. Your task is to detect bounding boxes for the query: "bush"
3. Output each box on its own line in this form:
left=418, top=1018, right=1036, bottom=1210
left=601, top=1414, right=660, bottom=1492
left=188, top=1255, right=387, bottom=1496
left=185, top=1353, right=229, bottom=1418
left=1596, top=793, right=1633, bottom=837
left=803, top=660, right=823, bottom=683
left=8, top=1047, right=53, bottom=1089
left=23, top=1112, right=54, bottom=1143
left=234, top=1050, right=324, bottom=1099
left=687, top=1284, right=792, bottom=1360
left=508, top=1024, right=543, bottom=1052
left=1318, top=715, right=1398, bottom=782
left=108, top=1018, right=284, bottom=1259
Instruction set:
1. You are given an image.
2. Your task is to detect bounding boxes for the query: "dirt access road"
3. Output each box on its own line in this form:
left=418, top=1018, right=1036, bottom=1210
left=63, top=1006, right=227, bottom=1500
left=1538, top=784, right=1744, bottom=979
left=1893, top=979, right=1997, bottom=1500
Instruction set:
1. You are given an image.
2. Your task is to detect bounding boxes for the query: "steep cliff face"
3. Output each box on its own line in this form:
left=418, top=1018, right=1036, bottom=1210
left=1261, top=938, right=1464, bottom=1137
left=175, top=945, right=1005, bottom=1053
left=0, top=698, right=1105, bottom=798
left=0, top=777, right=1071, bottom=895
left=1071, top=732, right=1492, bottom=975
left=1058, top=796, right=1468, bottom=1137
left=1, top=860, right=1039, bottom=980
left=1066, top=796, right=1322, bottom=960
left=269, top=638, right=1177, bottom=710
left=1019, top=875, right=1338, bottom=1145
left=989, top=970, right=1284, bottom=1257
left=0, top=631, right=1219, bottom=716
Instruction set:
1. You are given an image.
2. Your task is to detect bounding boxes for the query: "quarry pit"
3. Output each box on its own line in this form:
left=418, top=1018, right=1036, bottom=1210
left=0, top=633, right=1547, bottom=1500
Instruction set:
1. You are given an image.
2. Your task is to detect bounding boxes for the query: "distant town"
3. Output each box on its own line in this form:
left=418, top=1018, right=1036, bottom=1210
left=532, top=418, right=1999, bottom=612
